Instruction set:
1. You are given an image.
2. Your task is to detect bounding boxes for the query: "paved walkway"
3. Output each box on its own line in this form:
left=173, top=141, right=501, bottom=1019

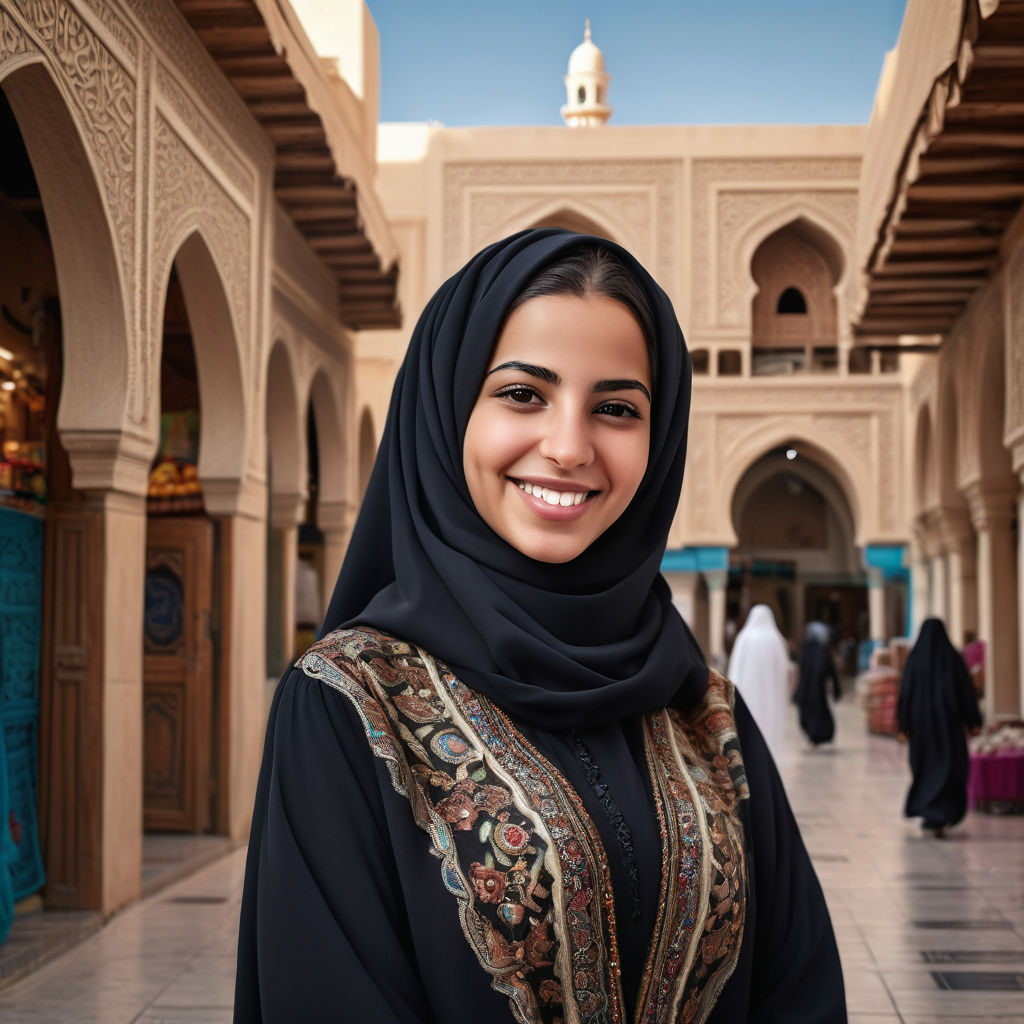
left=0, top=695, right=1022, bottom=1022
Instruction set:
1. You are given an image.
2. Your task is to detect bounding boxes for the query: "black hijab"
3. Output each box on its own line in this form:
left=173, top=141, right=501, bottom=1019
left=321, top=228, right=707, bottom=730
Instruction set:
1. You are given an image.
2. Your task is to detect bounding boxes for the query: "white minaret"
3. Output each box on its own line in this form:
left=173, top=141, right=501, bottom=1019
left=561, top=20, right=612, bottom=127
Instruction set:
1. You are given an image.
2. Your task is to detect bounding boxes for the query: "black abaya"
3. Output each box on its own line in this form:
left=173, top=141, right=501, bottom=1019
left=795, top=635, right=841, bottom=745
left=235, top=640, right=846, bottom=1023
left=898, top=618, right=982, bottom=829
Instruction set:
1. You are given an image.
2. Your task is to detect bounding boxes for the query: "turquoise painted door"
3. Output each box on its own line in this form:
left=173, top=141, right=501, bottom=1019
left=0, top=506, right=45, bottom=942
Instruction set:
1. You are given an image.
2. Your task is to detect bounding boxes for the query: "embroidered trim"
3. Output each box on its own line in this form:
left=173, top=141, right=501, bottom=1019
left=302, top=629, right=747, bottom=1024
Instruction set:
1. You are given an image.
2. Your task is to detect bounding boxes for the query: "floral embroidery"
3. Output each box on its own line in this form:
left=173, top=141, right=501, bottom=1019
left=301, top=629, right=747, bottom=1024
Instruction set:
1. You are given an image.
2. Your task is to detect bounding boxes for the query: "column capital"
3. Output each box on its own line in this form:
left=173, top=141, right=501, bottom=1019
left=934, top=504, right=974, bottom=552
left=964, top=479, right=1018, bottom=532
left=318, top=498, right=358, bottom=533
left=915, top=510, right=945, bottom=558
left=269, top=490, right=306, bottom=530
left=1013, top=439, right=1024, bottom=482
left=60, top=428, right=155, bottom=498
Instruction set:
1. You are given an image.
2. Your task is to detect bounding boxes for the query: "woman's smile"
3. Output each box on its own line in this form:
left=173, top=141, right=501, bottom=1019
left=463, top=292, right=651, bottom=563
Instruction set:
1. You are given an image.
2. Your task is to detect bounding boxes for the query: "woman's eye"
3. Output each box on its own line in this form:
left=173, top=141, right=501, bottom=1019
left=498, top=386, right=540, bottom=405
left=595, top=401, right=641, bottom=420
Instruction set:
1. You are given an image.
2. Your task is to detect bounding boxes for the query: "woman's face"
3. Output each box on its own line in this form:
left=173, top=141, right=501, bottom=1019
left=463, top=293, right=652, bottom=564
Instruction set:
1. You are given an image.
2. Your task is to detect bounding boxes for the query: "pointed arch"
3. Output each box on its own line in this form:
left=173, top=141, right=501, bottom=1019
left=721, top=424, right=863, bottom=545
left=735, top=205, right=850, bottom=337
left=159, top=230, right=247, bottom=492
left=357, top=406, right=376, bottom=498
left=308, top=369, right=347, bottom=507
left=935, top=360, right=968, bottom=507
left=265, top=339, right=305, bottom=500
left=1, top=60, right=131, bottom=439
left=487, top=198, right=627, bottom=251
left=914, top=404, right=936, bottom=515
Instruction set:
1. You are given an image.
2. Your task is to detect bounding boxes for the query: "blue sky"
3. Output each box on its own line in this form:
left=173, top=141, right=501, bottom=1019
left=367, top=1, right=908, bottom=127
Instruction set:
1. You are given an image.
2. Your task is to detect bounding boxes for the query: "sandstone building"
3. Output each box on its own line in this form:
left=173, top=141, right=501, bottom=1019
left=0, top=0, right=1020, bottom=934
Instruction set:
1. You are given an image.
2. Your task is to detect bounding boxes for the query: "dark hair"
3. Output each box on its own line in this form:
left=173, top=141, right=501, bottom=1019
left=507, top=245, right=658, bottom=383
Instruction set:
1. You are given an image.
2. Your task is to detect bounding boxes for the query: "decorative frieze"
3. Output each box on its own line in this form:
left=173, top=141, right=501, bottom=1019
left=443, top=160, right=679, bottom=287
left=691, top=158, right=859, bottom=329
left=152, top=114, right=253, bottom=382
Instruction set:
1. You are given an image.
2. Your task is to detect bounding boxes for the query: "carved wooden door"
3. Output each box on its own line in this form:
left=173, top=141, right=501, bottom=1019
left=143, top=517, right=214, bottom=832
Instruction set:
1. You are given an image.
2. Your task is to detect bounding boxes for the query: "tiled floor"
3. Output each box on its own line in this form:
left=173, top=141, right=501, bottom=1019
left=0, top=692, right=1021, bottom=1022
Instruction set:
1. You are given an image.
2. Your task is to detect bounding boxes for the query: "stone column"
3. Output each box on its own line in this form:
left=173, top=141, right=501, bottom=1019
left=937, top=507, right=976, bottom=647
left=909, top=535, right=930, bottom=639
left=1015, top=445, right=1024, bottom=717
left=205, top=472, right=269, bottom=840
left=705, top=569, right=728, bottom=673
left=58, top=432, right=150, bottom=915
left=867, top=567, right=885, bottom=642
left=318, top=499, right=359, bottom=615
left=267, top=492, right=304, bottom=676
left=965, top=480, right=1021, bottom=720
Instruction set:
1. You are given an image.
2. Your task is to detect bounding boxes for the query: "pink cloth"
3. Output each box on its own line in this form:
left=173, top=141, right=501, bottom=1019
left=963, top=639, right=985, bottom=672
left=968, top=750, right=1024, bottom=805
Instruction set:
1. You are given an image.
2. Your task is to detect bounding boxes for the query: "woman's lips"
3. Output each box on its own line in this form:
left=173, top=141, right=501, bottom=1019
left=510, top=478, right=597, bottom=520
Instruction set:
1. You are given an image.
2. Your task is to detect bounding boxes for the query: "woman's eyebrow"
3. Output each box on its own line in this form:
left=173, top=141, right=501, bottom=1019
left=485, top=360, right=559, bottom=384
left=595, top=379, right=652, bottom=402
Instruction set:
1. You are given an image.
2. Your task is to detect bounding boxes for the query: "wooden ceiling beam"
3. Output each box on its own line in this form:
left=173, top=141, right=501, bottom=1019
left=906, top=183, right=1024, bottom=201
left=875, top=257, right=995, bottom=275
left=856, top=318, right=954, bottom=334
left=308, top=235, right=372, bottom=253
left=869, top=275, right=987, bottom=291
left=287, top=205, right=358, bottom=223
left=229, top=75, right=304, bottom=100
left=887, top=236, right=998, bottom=255
left=868, top=290, right=975, bottom=304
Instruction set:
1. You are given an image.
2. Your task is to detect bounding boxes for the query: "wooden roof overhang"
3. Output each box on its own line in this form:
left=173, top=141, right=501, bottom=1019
left=175, top=0, right=401, bottom=330
left=856, top=0, right=1024, bottom=339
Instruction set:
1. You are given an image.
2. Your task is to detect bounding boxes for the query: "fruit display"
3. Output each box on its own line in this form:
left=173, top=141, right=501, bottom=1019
left=0, top=440, right=46, bottom=514
left=147, top=459, right=203, bottom=513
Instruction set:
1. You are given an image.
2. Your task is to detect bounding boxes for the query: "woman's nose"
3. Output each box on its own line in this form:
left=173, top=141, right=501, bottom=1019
left=537, top=411, right=594, bottom=468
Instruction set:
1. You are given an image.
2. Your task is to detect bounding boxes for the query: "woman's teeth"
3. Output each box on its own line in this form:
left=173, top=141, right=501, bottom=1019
left=517, top=481, right=589, bottom=507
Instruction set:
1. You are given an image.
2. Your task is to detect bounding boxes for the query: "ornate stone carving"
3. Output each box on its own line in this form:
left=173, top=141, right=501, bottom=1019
left=152, top=114, right=253, bottom=382
left=80, top=0, right=137, bottom=62
left=122, top=0, right=266, bottom=158
left=3, top=1, right=140, bottom=419
left=0, top=9, right=31, bottom=61
left=443, top=160, right=680, bottom=286
left=716, top=191, right=857, bottom=327
left=691, top=158, right=859, bottom=328
left=1007, top=245, right=1024, bottom=440
left=155, top=61, right=256, bottom=203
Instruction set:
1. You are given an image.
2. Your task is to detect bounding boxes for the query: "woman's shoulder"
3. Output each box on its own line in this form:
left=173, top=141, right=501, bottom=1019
left=297, top=625, right=426, bottom=689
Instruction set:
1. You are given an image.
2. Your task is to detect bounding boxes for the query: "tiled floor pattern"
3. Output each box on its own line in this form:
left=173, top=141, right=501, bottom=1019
left=0, top=693, right=1020, bottom=1021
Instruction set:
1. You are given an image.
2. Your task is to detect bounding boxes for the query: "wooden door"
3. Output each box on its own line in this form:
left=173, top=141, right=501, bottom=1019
left=143, top=517, right=214, bottom=832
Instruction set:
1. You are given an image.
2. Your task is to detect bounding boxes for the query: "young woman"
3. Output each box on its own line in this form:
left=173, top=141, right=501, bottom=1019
left=234, top=229, right=845, bottom=1023
left=898, top=617, right=982, bottom=836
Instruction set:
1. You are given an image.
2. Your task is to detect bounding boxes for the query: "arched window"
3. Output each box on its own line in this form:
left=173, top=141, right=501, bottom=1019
left=777, top=287, right=807, bottom=314
left=577, top=85, right=586, bottom=104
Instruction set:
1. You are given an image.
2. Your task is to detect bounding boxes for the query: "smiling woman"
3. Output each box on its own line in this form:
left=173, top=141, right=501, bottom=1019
left=235, top=229, right=847, bottom=1024
left=464, top=288, right=652, bottom=564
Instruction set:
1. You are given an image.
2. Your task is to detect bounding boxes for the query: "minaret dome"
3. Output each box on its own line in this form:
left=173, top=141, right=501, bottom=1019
left=561, top=20, right=612, bottom=127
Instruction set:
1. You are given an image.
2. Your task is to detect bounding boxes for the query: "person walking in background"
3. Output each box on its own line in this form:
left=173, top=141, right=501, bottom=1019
left=795, top=621, right=841, bottom=748
left=727, top=604, right=791, bottom=760
left=898, top=617, right=983, bottom=837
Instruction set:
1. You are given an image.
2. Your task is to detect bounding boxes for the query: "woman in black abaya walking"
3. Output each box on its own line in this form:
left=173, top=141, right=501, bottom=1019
left=898, top=617, right=982, bottom=836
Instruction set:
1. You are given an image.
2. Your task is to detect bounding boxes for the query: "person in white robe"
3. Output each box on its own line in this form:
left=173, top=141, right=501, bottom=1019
left=727, top=604, right=791, bottom=760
